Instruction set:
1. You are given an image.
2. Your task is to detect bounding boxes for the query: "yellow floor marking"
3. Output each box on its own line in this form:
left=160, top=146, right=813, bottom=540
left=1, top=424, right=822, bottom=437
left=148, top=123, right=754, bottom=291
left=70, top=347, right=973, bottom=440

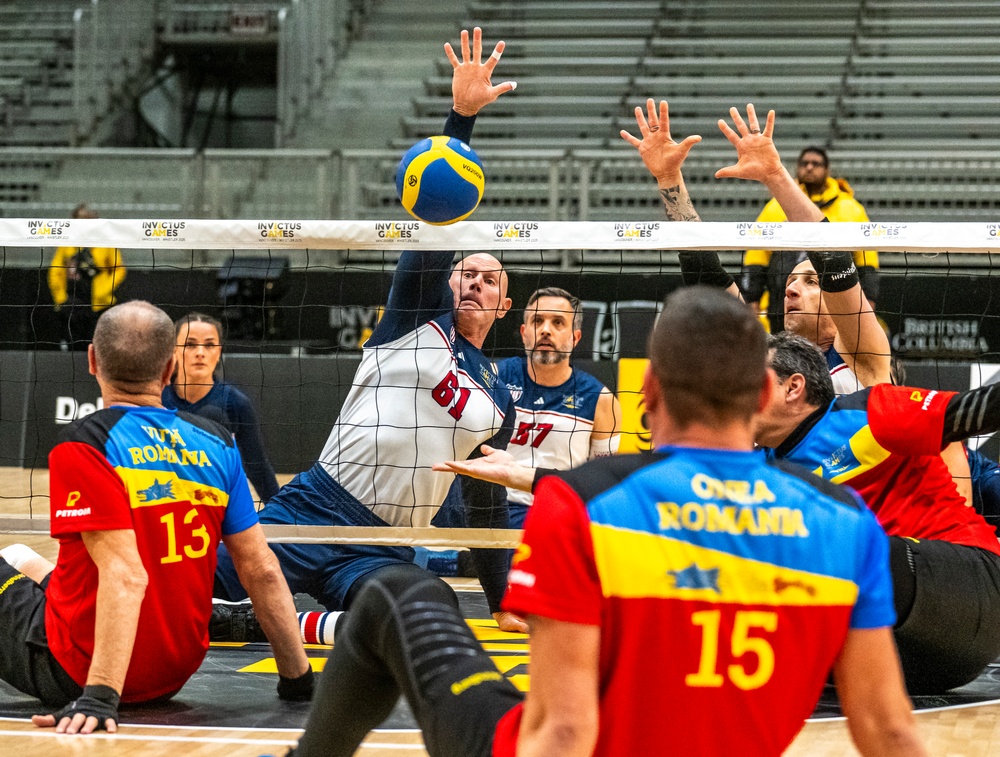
left=490, top=656, right=529, bottom=674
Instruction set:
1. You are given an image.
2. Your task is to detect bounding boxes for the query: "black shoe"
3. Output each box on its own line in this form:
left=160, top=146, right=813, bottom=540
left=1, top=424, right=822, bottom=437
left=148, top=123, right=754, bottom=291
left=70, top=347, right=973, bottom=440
left=210, top=602, right=268, bottom=642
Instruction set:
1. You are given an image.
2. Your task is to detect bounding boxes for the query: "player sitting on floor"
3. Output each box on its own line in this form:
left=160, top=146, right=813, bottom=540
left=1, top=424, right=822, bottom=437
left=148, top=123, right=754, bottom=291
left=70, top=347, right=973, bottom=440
left=758, top=332, right=1000, bottom=694
left=0, top=301, right=310, bottom=735
left=287, top=287, right=925, bottom=757
left=210, top=27, right=527, bottom=640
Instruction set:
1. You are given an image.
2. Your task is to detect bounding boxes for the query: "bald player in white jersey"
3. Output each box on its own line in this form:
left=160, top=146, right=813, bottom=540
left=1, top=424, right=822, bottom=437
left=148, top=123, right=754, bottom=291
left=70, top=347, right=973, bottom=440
left=212, top=27, right=529, bottom=633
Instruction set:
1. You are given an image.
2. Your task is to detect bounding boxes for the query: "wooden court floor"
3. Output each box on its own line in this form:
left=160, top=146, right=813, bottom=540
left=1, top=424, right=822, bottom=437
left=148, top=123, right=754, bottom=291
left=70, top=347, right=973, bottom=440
left=4, top=466, right=1000, bottom=756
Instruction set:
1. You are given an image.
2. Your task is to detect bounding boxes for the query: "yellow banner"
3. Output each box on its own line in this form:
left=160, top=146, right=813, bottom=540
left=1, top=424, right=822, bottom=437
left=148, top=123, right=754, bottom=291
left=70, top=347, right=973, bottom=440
left=617, top=358, right=651, bottom=453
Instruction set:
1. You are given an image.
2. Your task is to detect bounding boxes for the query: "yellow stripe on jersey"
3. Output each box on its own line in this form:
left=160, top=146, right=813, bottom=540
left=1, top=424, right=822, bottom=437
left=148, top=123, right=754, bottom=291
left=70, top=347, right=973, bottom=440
left=824, top=425, right=892, bottom=485
left=115, top=468, right=229, bottom=510
left=590, top=524, right=859, bottom=607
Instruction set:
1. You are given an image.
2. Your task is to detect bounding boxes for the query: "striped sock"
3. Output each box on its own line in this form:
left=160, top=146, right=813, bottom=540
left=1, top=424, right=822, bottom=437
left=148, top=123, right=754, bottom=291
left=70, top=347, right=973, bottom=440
left=298, top=611, right=342, bottom=645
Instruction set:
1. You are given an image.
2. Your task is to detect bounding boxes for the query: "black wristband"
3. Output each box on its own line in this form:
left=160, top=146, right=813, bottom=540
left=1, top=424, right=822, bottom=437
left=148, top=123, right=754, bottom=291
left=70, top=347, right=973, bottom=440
left=531, top=467, right=559, bottom=493
left=277, top=667, right=315, bottom=702
left=678, top=251, right=735, bottom=290
left=53, top=684, right=120, bottom=729
left=806, top=251, right=859, bottom=293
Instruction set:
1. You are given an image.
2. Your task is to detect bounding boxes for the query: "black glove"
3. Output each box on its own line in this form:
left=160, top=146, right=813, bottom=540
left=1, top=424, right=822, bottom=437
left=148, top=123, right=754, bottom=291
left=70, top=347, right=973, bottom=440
left=806, top=251, right=859, bottom=293
left=677, top=251, right=735, bottom=290
left=52, top=685, right=120, bottom=730
left=277, top=667, right=314, bottom=702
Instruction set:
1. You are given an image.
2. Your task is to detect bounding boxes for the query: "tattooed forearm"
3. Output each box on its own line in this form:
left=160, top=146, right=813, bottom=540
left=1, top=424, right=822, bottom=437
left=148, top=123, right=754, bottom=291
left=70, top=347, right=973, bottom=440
left=659, top=184, right=701, bottom=222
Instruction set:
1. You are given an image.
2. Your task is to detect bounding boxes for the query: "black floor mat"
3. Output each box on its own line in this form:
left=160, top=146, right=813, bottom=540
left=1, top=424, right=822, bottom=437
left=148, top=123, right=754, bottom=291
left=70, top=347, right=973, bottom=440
left=2, top=590, right=998, bottom=728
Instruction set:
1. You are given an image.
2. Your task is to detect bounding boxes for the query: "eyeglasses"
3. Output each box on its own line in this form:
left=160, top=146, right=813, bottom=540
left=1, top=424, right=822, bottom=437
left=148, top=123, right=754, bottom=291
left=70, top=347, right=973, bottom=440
left=798, top=160, right=826, bottom=168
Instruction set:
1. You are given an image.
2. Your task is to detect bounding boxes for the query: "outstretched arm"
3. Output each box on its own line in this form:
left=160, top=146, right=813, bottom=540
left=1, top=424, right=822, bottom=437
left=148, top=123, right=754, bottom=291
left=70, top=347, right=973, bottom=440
left=621, top=99, right=741, bottom=297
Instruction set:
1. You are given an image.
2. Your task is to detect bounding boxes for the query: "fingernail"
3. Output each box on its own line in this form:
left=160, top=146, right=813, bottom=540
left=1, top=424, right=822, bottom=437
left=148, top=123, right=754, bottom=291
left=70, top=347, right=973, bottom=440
left=510, top=81, right=517, bottom=90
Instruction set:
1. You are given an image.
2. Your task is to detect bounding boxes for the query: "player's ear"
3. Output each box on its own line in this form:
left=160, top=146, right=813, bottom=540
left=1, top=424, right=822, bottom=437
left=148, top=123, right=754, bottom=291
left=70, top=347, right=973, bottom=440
left=161, top=355, right=177, bottom=388
left=784, top=373, right=808, bottom=405
left=572, top=328, right=582, bottom=347
left=87, top=343, right=98, bottom=377
left=495, top=296, right=512, bottom=320
left=642, top=362, right=662, bottom=417
left=757, top=369, right=777, bottom=414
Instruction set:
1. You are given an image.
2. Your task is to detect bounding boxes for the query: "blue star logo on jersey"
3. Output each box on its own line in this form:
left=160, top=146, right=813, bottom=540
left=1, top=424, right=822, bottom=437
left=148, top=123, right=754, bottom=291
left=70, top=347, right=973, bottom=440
left=137, top=479, right=176, bottom=503
left=667, top=564, right=721, bottom=592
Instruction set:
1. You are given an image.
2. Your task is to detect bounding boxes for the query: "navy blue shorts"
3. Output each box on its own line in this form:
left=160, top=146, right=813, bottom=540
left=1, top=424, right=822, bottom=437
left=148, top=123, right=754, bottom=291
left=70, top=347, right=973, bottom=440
left=214, top=463, right=415, bottom=611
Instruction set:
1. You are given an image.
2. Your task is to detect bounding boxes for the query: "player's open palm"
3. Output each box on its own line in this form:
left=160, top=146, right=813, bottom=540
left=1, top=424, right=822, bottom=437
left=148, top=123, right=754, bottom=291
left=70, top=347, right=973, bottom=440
left=620, top=99, right=702, bottom=184
left=446, top=27, right=516, bottom=117
left=715, top=104, right=785, bottom=184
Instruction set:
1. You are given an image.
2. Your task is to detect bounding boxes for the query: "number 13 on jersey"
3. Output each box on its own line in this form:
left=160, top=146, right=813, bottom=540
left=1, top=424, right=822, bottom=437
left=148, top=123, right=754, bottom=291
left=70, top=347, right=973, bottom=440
left=686, top=609, right=778, bottom=691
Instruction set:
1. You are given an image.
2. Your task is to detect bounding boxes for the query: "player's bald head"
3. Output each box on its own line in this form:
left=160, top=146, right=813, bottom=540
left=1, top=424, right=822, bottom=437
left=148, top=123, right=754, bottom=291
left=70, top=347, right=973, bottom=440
left=453, top=252, right=509, bottom=297
left=648, top=287, right=768, bottom=427
left=92, top=301, right=176, bottom=385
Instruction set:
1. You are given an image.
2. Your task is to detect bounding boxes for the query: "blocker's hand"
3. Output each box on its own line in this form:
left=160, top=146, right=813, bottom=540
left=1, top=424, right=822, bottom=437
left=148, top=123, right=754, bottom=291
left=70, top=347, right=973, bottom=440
left=446, top=27, right=517, bottom=117
left=620, top=98, right=702, bottom=185
left=32, top=684, right=120, bottom=734
left=493, top=610, right=529, bottom=634
left=433, top=445, right=534, bottom=493
left=715, top=103, right=785, bottom=184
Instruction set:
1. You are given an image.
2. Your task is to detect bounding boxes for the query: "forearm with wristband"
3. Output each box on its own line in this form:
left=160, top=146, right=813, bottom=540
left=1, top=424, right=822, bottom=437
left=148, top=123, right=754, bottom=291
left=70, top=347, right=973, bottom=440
left=277, top=668, right=315, bottom=701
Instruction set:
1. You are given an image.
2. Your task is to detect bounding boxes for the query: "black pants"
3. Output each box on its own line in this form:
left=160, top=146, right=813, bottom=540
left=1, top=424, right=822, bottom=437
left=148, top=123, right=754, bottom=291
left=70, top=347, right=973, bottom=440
left=0, top=559, right=82, bottom=706
left=295, top=563, right=523, bottom=757
left=890, top=537, right=1000, bottom=694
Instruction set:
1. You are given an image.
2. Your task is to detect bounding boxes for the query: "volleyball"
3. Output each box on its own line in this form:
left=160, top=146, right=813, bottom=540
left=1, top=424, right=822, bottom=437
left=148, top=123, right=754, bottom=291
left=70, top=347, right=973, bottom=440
left=395, top=136, right=485, bottom=225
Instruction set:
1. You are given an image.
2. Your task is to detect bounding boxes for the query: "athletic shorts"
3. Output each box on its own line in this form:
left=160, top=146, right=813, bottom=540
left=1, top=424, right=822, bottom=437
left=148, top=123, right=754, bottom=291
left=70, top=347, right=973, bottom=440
left=891, top=536, right=1000, bottom=694
left=214, top=463, right=415, bottom=611
left=0, top=560, right=82, bottom=706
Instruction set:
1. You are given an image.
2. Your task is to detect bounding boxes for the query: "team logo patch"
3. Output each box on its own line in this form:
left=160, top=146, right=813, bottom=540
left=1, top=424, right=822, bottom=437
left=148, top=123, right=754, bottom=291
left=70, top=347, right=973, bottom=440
left=667, top=564, right=720, bottom=592
left=137, top=479, right=176, bottom=503
left=193, top=488, right=220, bottom=505
left=479, top=365, right=495, bottom=389
left=562, top=394, right=578, bottom=409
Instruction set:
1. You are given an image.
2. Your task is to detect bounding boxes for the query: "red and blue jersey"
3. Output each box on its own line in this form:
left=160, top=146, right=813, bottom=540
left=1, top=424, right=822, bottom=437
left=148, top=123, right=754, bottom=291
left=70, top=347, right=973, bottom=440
left=496, top=447, right=893, bottom=757
left=46, top=405, right=257, bottom=702
left=769, top=384, right=1000, bottom=554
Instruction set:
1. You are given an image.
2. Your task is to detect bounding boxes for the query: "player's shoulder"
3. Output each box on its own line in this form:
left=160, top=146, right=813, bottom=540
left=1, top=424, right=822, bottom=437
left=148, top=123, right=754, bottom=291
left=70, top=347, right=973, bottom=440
left=831, top=386, right=873, bottom=413
left=550, top=451, right=670, bottom=504
left=496, top=356, right=525, bottom=382
left=766, top=457, right=862, bottom=512
left=55, top=407, right=129, bottom=452
left=569, top=365, right=608, bottom=395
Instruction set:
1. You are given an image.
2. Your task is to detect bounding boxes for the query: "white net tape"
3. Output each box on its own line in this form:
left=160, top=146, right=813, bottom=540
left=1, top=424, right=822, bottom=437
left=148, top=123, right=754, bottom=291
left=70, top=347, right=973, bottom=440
left=3, top=218, right=1000, bottom=253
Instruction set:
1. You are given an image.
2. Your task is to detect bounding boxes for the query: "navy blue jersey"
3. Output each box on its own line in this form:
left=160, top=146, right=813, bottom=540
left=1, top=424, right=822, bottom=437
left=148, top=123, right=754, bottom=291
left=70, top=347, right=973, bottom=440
left=498, top=357, right=608, bottom=506
left=163, top=380, right=279, bottom=502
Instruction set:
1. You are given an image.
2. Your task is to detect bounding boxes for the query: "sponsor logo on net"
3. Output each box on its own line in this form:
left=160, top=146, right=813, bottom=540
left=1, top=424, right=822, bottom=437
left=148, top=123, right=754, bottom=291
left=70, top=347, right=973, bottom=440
left=861, top=222, right=907, bottom=238
left=614, top=222, right=660, bottom=240
left=142, top=220, right=187, bottom=240
left=25, top=220, right=70, bottom=239
left=987, top=223, right=1000, bottom=240
left=374, top=222, right=419, bottom=241
left=736, top=222, right=780, bottom=238
left=258, top=221, right=302, bottom=240
left=493, top=222, right=538, bottom=241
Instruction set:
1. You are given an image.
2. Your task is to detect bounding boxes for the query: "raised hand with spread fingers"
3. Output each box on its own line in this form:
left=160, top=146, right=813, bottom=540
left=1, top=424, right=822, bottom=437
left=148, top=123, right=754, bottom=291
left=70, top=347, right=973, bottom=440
left=445, top=27, right=517, bottom=117
left=620, top=98, right=703, bottom=222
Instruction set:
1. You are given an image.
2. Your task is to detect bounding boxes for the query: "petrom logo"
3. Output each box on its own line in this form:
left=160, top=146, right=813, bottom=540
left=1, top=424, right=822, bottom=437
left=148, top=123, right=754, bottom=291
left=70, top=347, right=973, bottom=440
left=257, top=221, right=301, bottom=239
left=27, top=220, right=69, bottom=236
left=614, top=221, right=660, bottom=239
left=493, top=222, right=538, bottom=239
left=142, top=221, right=186, bottom=238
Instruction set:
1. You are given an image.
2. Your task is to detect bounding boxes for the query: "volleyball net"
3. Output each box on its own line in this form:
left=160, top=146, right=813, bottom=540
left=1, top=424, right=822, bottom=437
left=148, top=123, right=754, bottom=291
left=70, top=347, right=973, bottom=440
left=1, top=218, right=999, bottom=548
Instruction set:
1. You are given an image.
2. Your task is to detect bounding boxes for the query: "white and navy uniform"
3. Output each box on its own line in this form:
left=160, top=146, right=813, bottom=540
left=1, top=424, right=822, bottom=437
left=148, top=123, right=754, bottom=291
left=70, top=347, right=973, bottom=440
left=498, top=357, right=608, bottom=528
left=827, top=344, right=863, bottom=396
left=214, top=110, right=516, bottom=612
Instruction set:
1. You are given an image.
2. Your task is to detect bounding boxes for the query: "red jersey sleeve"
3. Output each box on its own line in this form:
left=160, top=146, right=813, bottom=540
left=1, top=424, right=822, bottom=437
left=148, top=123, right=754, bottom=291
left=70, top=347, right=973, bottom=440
left=868, top=384, right=957, bottom=457
left=49, top=441, right=132, bottom=537
left=502, top=475, right=602, bottom=626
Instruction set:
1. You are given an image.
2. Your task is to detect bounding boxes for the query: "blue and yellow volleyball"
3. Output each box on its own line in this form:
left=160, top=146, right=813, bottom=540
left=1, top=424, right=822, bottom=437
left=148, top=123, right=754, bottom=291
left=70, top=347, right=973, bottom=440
left=395, top=136, right=485, bottom=225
